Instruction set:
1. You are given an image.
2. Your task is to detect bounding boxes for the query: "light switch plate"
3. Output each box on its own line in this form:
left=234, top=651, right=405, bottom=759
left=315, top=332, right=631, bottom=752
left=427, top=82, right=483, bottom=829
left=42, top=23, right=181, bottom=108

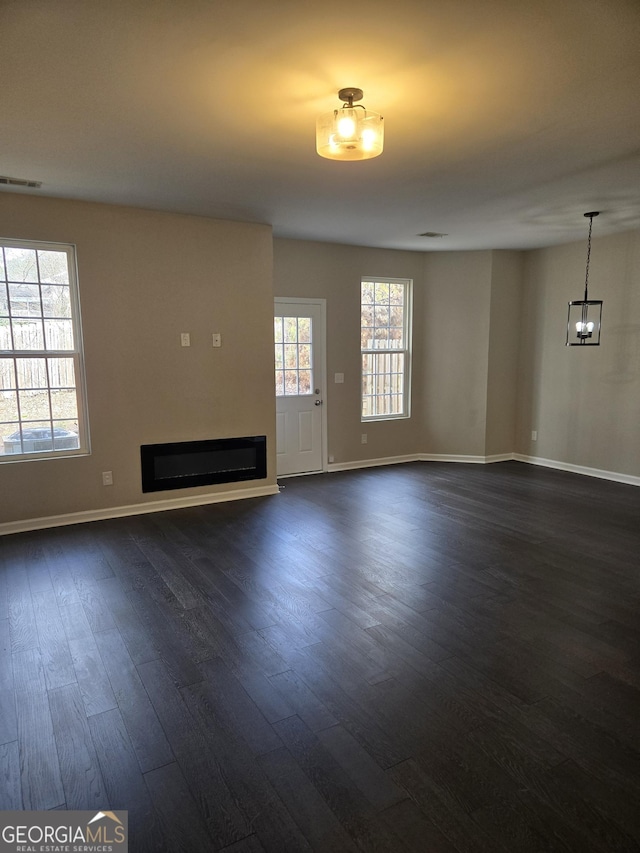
left=180, top=332, right=191, bottom=347
left=212, top=333, right=221, bottom=348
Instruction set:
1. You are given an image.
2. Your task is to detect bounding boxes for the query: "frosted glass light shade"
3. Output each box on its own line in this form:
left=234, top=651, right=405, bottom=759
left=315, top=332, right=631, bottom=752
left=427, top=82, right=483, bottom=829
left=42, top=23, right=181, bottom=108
left=316, top=108, right=384, bottom=161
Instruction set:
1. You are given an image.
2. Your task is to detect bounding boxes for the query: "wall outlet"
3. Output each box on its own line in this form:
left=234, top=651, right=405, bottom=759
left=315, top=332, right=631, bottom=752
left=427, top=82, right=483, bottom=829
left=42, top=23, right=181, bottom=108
left=361, top=433, right=367, bottom=444
left=212, top=333, right=221, bottom=348
left=531, top=430, right=538, bottom=441
left=334, top=372, right=344, bottom=384
left=180, top=332, right=191, bottom=347
left=328, top=455, right=335, bottom=463
left=102, top=471, right=113, bottom=486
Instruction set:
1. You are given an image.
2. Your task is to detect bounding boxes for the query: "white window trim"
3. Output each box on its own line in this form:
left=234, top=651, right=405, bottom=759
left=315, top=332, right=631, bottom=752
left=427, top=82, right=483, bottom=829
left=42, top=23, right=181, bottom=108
left=361, top=276, right=413, bottom=422
left=0, top=237, right=90, bottom=463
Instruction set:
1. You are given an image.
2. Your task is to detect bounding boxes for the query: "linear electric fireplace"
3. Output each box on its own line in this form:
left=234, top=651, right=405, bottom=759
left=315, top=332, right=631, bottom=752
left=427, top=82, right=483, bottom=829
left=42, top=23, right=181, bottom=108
left=140, top=435, right=267, bottom=493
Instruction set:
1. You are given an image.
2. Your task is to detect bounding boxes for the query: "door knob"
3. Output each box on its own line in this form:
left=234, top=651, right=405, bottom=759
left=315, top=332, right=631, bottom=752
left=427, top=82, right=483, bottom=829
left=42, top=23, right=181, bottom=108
left=315, top=399, right=323, bottom=406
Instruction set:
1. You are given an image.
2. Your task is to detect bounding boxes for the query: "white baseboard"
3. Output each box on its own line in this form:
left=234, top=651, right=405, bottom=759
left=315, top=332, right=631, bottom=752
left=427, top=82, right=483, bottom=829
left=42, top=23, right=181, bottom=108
left=0, top=483, right=280, bottom=537
left=327, top=454, right=421, bottom=472
left=418, top=452, right=514, bottom=464
left=512, top=454, right=640, bottom=487
left=326, top=452, right=513, bottom=472
left=328, top=451, right=640, bottom=487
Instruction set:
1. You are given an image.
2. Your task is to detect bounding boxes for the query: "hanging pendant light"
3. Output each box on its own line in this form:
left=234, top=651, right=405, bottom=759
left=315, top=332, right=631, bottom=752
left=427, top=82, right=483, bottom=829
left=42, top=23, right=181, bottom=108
left=566, top=212, right=603, bottom=346
left=316, top=88, right=384, bottom=161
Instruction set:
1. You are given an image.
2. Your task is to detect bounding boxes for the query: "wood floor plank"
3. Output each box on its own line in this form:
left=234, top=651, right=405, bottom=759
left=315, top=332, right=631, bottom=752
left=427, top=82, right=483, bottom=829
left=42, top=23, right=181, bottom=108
left=0, top=557, right=8, bottom=621
left=521, top=695, right=640, bottom=791
left=137, top=658, right=251, bottom=847
left=549, top=758, right=640, bottom=848
left=64, top=529, right=115, bottom=582
left=268, top=668, right=338, bottom=732
left=144, top=762, right=217, bottom=851
left=389, top=757, right=504, bottom=853
left=92, top=627, right=173, bottom=772
left=182, top=680, right=313, bottom=853
left=128, top=516, right=206, bottom=610
left=63, top=612, right=117, bottom=718
left=0, top=618, right=17, bottom=745
left=279, top=645, right=412, bottom=770
left=49, top=683, right=107, bottom=810
left=199, top=656, right=282, bottom=755
left=13, top=648, right=65, bottom=809
left=76, top=579, right=117, bottom=634
left=378, top=797, right=461, bottom=853
left=218, top=636, right=294, bottom=724
left=42, top=535, right=81, bottom=607
left=125, top=586, right=204, bottom=688
left=95, top=530, right=159, bottom=592
left=316, top=723, right=407, bottom=811
left=0, top=741, right=22, bottom=809
left=218, top=836, right=266, bottom=853
left=273, top=714, right=409, bottom=851
left=88, top=707, right=163, bottom=853
left=6, top=564, right=39, bottom=654
left=31, top=589, right=76, bottom=691
left=274, top=716, right=397, bottom=850
left=95, top=575, right=158, bottom=665
left=257, top=744, right=357, bottom=852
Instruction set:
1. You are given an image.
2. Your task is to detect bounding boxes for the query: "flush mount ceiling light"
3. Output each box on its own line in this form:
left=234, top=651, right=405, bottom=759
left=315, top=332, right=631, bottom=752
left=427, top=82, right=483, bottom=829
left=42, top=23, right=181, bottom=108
left=566, top=212, right=603, bottom=346
left=316, top=88, right=384, bottom=161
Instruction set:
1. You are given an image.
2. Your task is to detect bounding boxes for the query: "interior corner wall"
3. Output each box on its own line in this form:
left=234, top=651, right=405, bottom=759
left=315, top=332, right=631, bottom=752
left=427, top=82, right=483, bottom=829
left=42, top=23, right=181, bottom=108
left=419, top=251, right=493, bottom=456
left=0, top=193, right=276, bottom=526
left=485, top=251, right=524, bottom=457
left=516, top=227, right=640, bottom=478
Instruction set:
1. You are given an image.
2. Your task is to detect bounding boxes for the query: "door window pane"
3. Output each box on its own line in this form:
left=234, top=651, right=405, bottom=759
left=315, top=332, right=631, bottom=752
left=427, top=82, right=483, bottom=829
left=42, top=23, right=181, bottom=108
left=275, top=315, right=314, bottom=396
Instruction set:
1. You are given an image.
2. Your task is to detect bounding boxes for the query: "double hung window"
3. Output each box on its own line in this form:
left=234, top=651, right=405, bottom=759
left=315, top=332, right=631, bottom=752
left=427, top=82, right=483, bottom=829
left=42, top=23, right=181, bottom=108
left=0, top=239, right=89, bottom=461
left=361, top=278, right=412, bottom=420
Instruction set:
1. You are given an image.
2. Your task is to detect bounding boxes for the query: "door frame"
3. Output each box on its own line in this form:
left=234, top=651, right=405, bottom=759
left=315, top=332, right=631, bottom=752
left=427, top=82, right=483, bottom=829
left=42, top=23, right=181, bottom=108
left=274, top=296, right=328, bottom=475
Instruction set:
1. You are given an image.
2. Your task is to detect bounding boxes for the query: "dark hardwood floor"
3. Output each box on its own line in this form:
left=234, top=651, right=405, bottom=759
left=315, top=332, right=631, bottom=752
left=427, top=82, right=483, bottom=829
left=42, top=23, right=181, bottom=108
left=1, top=460, right=640, bottom=852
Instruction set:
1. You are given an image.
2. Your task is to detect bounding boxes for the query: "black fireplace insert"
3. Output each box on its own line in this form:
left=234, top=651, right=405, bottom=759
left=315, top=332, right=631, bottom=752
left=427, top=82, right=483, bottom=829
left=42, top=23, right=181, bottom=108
left=140, top=435, right=267, bottom=493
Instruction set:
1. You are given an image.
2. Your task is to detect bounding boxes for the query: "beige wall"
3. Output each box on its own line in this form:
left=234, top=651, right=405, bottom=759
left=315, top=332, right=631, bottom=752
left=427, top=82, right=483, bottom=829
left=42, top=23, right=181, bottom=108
left=0, top=193, right=276, bottom=525
left=485, top=251, right=524, bottom=456
left=516, top=228, right=640, bottom=476
left=273, top=238, right=425, bottom=463
left=419, top=251, right=493, bottom=455
left=274, top=240, right=521, bottom=462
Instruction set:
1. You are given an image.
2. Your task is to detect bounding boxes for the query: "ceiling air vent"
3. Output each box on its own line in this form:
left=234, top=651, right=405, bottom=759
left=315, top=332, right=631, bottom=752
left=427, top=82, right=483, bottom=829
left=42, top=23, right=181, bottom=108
left=0, top=175, right=43, bottom=188
left=419, top=231, right=448, bottom=238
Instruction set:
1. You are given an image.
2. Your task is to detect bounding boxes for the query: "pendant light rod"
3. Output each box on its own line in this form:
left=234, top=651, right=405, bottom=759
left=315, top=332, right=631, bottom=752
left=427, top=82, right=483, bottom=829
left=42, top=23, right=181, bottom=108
left=583, top=211, right=599, bottom=302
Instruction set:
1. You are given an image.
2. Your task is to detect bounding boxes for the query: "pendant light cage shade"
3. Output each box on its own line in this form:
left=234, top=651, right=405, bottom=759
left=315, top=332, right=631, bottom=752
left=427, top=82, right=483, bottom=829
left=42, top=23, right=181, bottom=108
left=316, top=88, right=384, bottom=161
left=566, top=299, right=603, bottom=346
left=566, top=211, right=602, bottom=346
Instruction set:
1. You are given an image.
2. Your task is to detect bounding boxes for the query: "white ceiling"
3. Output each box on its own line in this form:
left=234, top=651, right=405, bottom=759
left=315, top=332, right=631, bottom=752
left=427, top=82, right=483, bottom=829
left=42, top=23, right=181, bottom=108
left=2, top=0, right=640, bottom=251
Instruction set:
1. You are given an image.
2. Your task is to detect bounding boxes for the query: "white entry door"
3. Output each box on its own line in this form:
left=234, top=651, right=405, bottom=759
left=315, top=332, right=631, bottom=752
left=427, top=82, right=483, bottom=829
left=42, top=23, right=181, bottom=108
left=274, top=299, right=325, bottom=477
